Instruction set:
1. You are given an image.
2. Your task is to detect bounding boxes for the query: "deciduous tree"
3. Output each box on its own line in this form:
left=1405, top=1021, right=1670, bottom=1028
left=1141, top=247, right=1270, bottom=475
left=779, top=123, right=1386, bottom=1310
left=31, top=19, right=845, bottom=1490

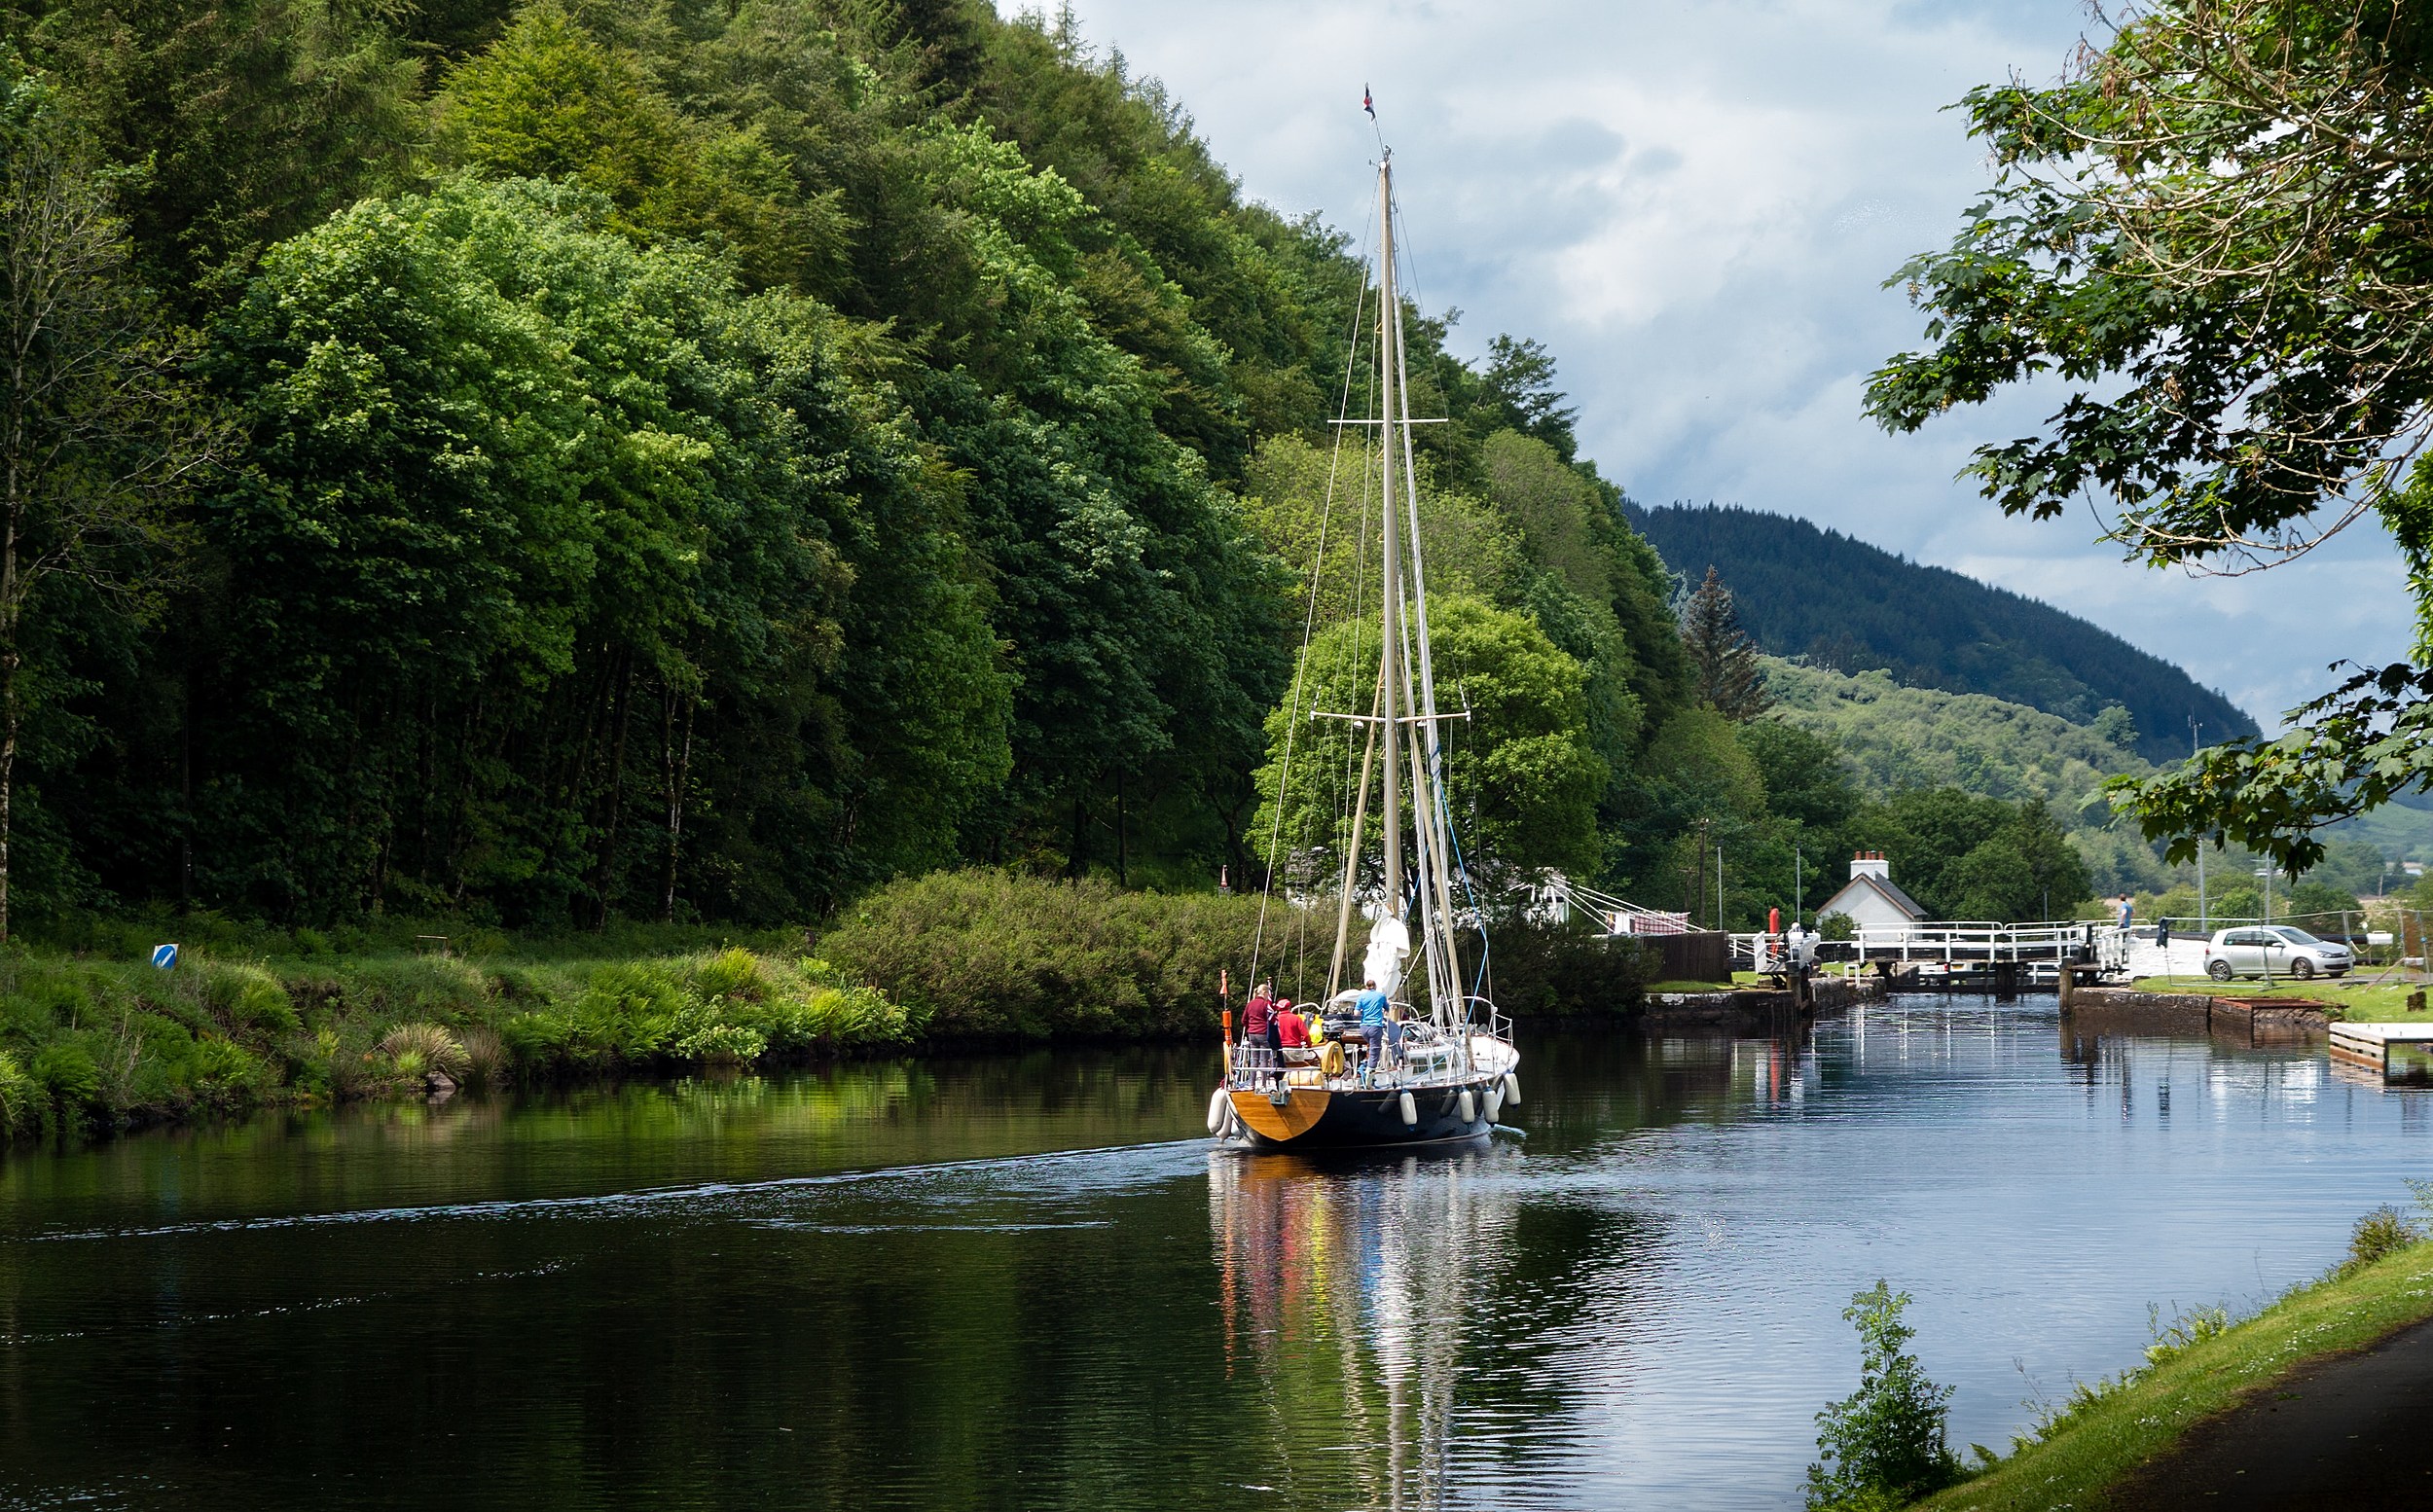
left=0, top=67, right=220, bottom=938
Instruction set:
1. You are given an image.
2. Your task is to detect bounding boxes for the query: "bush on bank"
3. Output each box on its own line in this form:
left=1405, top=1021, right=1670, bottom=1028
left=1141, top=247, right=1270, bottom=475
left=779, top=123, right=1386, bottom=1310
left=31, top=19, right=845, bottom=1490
left=821, top=870, right=1266, bottom=1039
left=821, top=869, right=1651, bottom=1038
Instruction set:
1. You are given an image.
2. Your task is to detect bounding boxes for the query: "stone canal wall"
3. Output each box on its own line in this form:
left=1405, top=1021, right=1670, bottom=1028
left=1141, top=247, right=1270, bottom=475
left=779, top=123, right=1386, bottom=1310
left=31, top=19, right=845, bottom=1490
left=2066, top=986, right=2330, bottom=1040
left=1640, top=974, right=1884, bottom=1032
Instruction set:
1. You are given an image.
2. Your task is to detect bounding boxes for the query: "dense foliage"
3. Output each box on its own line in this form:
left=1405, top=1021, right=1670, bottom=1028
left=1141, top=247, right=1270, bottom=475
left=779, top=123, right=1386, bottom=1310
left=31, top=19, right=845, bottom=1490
left=0, top=0, right=2305, bottom=958
left=0, top=0, right=1421, bottom=926
left=1630, top=504, right=2256, bottom=763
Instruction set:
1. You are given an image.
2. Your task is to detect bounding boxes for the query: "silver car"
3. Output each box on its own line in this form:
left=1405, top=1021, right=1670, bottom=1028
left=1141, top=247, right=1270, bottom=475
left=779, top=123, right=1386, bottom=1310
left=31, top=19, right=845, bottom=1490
left=2204, top=925, right=2352, bottom=981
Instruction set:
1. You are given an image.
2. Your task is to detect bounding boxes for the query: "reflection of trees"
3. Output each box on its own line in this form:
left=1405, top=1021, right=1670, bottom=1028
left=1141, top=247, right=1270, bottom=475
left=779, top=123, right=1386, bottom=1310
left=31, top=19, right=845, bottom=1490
left=1209, top=1150, right=1520, bottom=1510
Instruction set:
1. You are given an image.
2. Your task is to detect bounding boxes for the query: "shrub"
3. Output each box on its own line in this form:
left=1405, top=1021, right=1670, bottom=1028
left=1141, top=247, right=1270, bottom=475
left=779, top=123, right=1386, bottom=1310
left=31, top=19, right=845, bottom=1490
left=29, top=1040, right=100, bottom=1114
left=1482, top=918, right=1650, bottom=1017
left=1806, top=1281, right=1964, bottom=1511
left=456, top=1026, right=507, bottom=1090
left=673, top=1023, right=767, bottom=1062
left=200, top=963, right=300, bottom=1034
left=0, top=1050, right=39, bottom=1135
left=187, top=1038, right=269, bottom=1106
left=2349, top=1206, right=2422, bottom=1271
left=824, top=870, right=1279, bottom=1039
left=378, top=1023, right=469, bottom=1080
left=1818, top=912, right=1856, bottom=942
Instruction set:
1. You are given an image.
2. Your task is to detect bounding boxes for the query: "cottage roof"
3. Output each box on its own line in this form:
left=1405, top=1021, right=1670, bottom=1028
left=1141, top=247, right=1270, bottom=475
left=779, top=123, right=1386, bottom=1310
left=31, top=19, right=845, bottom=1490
left=1820, top=872, right=1929, bottom=921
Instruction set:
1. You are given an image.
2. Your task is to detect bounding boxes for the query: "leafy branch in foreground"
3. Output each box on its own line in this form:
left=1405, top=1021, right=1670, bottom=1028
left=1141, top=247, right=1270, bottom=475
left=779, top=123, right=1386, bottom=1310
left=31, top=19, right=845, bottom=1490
left=2106, top=659, right=2433, bottom=874
left=1870, top=0, right=2433, bottom=859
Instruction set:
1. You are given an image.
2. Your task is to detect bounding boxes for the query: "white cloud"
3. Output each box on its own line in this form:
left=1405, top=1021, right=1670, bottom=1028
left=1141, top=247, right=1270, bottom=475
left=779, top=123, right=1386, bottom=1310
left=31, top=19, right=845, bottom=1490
left=1014, top=0, right=2416, bottom=728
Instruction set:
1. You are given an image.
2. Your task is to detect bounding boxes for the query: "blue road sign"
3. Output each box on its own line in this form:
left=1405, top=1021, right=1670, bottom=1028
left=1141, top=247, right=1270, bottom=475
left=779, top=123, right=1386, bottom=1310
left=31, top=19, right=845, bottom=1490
left=152, top=943, right=178, bottom=971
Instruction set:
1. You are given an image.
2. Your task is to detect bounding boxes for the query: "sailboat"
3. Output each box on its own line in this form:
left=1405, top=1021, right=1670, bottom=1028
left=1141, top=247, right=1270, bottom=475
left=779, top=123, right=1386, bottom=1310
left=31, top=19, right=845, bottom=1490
left=1211, top=150, right=1521, bottom=1151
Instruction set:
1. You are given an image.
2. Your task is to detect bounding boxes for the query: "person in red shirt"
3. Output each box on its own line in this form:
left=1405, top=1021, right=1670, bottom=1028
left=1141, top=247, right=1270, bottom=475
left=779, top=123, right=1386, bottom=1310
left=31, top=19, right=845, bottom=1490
left=1243, top=982, right=1276, bottom=1047
left=1276, top=1000, right=1311, bottom=1050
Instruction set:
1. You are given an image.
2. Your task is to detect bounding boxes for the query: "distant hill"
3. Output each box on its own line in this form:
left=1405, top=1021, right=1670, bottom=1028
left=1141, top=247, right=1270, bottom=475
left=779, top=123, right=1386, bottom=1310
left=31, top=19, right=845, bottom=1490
left=1764, top=658, right=2169, bottom=894
left=1628, top=503, right=2258, bottom=763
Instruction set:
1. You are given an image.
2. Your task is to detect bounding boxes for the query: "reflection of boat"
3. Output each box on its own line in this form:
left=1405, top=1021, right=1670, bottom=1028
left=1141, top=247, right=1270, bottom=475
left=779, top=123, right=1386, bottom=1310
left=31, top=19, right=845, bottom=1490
left=1209, top=1148, right=1510, bottom=1507
left=1216, top=148, right=1518, bottom=1152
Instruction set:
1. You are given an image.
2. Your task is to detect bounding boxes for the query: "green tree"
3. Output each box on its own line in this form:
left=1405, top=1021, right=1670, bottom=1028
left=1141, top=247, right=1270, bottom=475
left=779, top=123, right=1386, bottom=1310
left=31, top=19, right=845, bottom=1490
left=200, top=175, right=1003, bottom=920
left=1866, top=0, right=2433, bottom=874
left=1806, top=1281, right=1964, bottom=1511
left=435, top=5, right=841, bottom=294
left=1251, top=594, right=1604, bottom=885
left=0, top=66, right=221, bottom=937
left=1475, top=334, right=1578, bottom=460
left=1943, top=798, right=2093, bottom=921
left=1681, top=565, right=1770, bottom=720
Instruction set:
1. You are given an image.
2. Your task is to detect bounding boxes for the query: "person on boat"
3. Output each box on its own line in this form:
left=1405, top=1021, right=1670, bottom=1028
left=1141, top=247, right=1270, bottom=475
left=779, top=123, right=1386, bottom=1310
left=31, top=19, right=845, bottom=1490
left=1244, top=982, right=1276, bottom=1052
left=1277, top=1000, right=1311, bottom=1053
left=1354, top=978, right=1388, bottom=1082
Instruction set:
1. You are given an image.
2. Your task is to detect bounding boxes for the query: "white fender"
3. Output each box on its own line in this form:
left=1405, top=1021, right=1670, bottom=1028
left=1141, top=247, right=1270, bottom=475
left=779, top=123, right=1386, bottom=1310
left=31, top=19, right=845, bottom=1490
left=1398, top=1090, right=1418, bottom=1127
left=1503, top=1072, right=1521, bottom=1107
left=1457, top=1089, right=1476, bottom=1124
left=1207, top=1086, right=1230, bottom=1134
left=1484, top=1085, right=1503, bottom=1123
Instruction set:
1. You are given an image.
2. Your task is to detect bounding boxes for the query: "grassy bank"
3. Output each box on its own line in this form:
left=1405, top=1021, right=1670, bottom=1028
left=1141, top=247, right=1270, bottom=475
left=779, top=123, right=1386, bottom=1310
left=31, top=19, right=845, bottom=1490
left=1918, top=1239, right=2433, bottom=1511
left=0, top=944, right=912, bottom=1139
left=0, top=870, right=1651, bottom=1140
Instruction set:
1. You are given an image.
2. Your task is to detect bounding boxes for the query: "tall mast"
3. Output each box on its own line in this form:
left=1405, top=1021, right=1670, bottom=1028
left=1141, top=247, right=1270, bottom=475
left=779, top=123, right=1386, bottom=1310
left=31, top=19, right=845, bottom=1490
left=1375, top=158, right=1403, bottom=917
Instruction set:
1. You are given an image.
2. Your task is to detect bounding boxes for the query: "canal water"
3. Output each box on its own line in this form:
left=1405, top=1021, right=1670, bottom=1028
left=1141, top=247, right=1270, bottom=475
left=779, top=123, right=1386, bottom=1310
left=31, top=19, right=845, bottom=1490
left=0, top=995, right=2425, bottom=1509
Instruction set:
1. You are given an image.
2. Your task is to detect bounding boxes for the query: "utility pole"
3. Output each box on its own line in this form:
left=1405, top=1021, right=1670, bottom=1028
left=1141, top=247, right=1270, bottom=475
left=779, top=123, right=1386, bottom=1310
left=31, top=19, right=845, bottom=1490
left=1796, top=846, right=1803, bottom=922
left=2192, top=718, right=2207, bottom=936
left=1716, top=844, right=1725, bottom=931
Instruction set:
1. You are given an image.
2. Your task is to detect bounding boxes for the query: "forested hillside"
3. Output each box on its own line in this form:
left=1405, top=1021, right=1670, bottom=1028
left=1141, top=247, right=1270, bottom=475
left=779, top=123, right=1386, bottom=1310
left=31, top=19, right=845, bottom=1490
left=0, top=0, right=1727, bottom=933
left=1629, top=504, right=2257, bottom=763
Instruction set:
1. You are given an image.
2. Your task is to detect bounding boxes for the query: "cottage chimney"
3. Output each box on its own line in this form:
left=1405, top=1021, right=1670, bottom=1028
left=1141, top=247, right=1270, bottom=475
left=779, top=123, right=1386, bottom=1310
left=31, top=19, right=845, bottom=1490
left=1852, top=850, right=1891, bottom=882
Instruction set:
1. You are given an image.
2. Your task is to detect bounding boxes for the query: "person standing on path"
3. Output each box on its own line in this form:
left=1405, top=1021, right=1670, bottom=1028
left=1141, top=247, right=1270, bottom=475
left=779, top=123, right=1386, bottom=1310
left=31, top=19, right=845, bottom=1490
left=2117, top=893, right=2134, bottom=933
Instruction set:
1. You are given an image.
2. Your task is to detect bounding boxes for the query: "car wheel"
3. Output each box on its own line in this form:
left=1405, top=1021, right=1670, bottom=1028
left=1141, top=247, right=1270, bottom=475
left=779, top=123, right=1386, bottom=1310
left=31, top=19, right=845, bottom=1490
left=2207, top=959, right=2233, bottom=981
left=2293, top=958, right=2315, bottom=981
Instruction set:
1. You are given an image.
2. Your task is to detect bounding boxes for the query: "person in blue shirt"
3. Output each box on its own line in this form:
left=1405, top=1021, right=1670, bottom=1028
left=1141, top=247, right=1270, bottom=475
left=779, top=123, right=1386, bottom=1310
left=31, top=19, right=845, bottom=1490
left=1354, top=979, right=1389, bottom=1083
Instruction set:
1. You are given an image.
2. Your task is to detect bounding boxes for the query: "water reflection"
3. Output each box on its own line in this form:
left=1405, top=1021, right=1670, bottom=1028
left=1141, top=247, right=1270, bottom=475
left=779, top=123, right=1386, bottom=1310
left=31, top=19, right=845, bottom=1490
left=1211, top=1149, right=1517, bottom=1509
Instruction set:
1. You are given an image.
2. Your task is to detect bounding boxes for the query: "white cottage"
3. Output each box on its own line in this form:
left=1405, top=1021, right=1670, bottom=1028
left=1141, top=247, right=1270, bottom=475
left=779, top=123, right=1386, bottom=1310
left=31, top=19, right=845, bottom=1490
left=1818, top=851, right=1929, bottom=928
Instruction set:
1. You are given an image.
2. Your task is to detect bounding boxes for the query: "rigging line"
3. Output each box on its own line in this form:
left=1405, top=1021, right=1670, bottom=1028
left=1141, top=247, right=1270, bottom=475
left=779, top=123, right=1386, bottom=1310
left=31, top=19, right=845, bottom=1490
left=1251, top=178, right=1384, bottom=987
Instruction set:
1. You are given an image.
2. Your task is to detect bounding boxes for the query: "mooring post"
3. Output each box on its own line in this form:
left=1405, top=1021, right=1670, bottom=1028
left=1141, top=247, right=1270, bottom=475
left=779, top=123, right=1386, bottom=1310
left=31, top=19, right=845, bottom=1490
left=2058, top=961, right=2078, bottom=1009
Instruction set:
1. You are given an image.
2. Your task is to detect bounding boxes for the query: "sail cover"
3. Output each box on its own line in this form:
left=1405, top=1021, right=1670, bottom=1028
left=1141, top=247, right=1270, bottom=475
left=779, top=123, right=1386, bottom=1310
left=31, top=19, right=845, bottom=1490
left=1362, top=914, right=1411, bottom=1000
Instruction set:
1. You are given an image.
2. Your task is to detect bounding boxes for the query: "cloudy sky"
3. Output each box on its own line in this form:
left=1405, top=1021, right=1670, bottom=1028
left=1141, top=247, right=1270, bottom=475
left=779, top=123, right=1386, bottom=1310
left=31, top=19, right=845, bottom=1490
left=1005, top=0, right=2406, bottom=731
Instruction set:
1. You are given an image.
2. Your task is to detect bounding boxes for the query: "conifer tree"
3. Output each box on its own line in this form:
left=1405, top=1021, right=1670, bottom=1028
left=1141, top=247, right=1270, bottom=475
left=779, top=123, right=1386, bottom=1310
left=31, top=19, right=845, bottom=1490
left=1681, top=566, right=1770, bottom=720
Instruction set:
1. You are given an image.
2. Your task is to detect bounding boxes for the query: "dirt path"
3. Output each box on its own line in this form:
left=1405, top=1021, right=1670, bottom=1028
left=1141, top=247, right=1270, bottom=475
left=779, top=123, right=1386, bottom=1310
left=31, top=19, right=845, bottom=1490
left=2108, top=1314, right=2433, bottom=1508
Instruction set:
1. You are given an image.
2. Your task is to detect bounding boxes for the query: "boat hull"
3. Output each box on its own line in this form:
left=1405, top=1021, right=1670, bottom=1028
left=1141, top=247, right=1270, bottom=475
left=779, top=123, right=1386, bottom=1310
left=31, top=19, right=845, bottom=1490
left=1225, top=1077, right=1501, bottom=1150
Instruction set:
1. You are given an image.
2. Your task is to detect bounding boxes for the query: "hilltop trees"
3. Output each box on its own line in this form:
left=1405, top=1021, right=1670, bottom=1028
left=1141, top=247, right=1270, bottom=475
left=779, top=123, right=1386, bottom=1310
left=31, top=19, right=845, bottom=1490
left=1681, top=566, right=1770, bottom=720
left=1868, top=0, right=2433, bottom=873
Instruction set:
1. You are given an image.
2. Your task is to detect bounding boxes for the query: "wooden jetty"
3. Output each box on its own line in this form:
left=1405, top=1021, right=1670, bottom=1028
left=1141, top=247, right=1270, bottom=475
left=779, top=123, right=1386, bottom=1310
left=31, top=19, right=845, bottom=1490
left=2329, top=1020, right=2433, bottom=1075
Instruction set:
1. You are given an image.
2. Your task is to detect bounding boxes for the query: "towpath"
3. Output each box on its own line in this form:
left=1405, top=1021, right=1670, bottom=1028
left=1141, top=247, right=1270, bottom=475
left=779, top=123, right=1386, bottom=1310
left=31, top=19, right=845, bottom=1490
left=2107, top=1314, right=2433, bottom=1508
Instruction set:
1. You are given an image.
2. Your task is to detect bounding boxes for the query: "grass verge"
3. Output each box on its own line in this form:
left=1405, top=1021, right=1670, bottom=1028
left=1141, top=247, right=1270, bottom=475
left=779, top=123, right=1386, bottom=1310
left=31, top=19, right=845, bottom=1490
left=1916, top=1242, right=2433, bottom=1511
left=2127, top=976, right=2430, bottom=1019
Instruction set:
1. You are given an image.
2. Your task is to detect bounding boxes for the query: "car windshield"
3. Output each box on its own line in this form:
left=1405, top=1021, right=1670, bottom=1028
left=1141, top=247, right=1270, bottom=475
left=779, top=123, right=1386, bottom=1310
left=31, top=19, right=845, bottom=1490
left=2270, top=927, right=2321, bottom=945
